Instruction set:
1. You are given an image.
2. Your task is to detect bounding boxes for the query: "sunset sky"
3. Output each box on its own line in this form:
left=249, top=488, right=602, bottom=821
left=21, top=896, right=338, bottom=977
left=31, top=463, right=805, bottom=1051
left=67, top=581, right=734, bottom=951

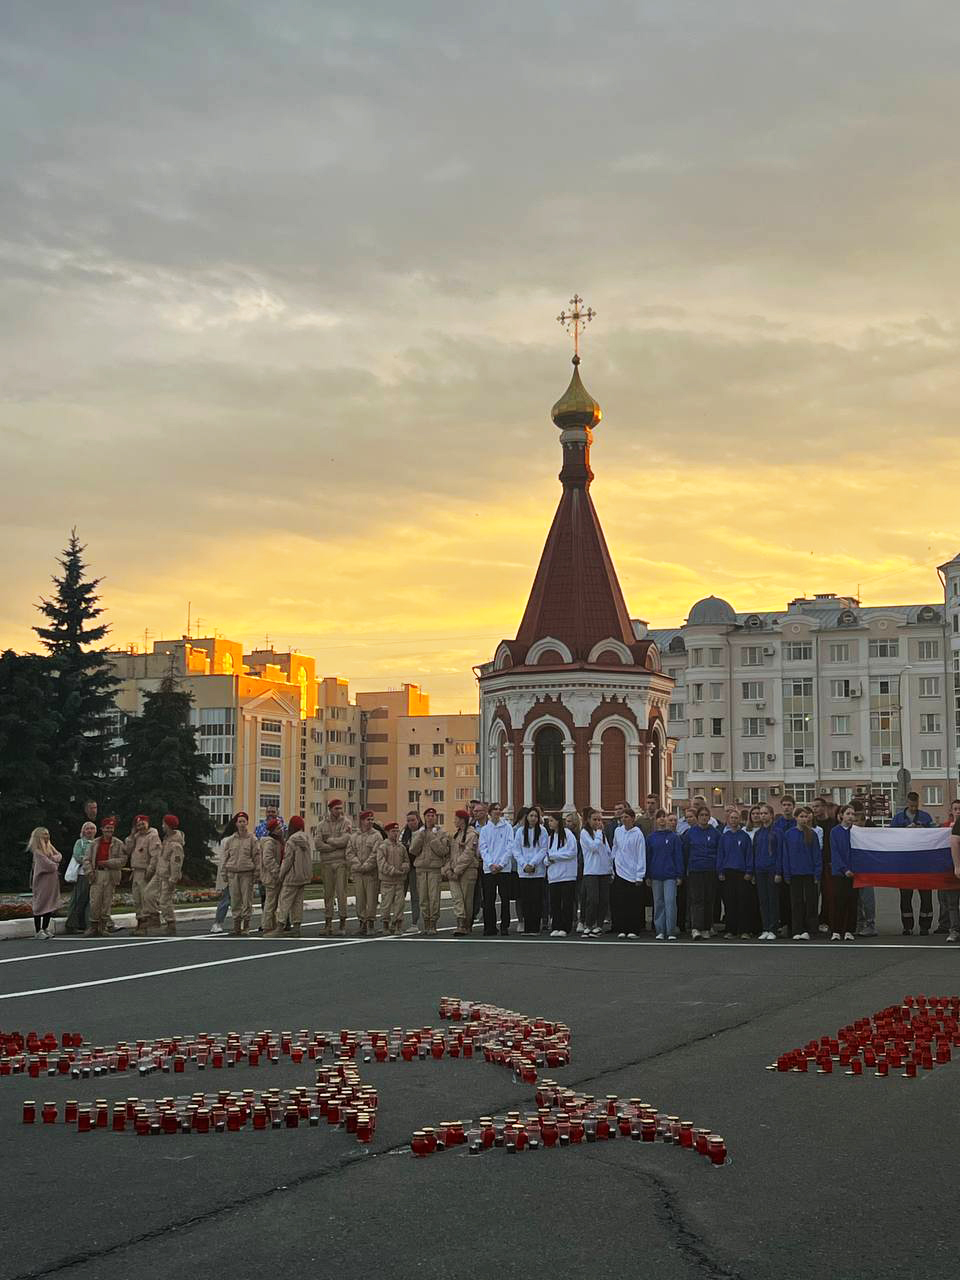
left=3, top=1, right=960, bottom=712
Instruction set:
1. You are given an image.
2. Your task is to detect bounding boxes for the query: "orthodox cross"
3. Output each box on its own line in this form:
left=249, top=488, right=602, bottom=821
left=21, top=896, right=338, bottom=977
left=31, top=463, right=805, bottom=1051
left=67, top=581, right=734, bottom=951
left=556, top=294, right=596, bottom=361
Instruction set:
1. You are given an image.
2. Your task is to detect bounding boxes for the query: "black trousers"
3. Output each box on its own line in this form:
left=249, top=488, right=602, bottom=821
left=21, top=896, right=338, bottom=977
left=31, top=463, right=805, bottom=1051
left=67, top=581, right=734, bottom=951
left=610, top=876, right=644, bottom=934
left=472, top=867, right=484, bottom=922
left=789, top=876, right=819, bottom=936
left=778, top=880, right=793, bottom=935
left=482, top=871, right=511, bottom=936
left=548, top=881, right=576, bottom=934
left=518, top=878, right=544, bottom=933
left=899, top=889, right=933, bottom=933
left=686, top=869, right=717, bottom=933
left=720, top=869, right=753, bottom=936
left=830, top=874, right=857, bottom=935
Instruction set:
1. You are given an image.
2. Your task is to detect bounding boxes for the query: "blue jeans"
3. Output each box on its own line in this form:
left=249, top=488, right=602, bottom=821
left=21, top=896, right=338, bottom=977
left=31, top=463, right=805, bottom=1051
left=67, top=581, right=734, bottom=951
left=215, top=885, right=230, bottom=925
left=857, top=887, right=876, bottom=931
left=755, top=872, right=779, bottom=934
left=651, top=879, right=678, bottom=937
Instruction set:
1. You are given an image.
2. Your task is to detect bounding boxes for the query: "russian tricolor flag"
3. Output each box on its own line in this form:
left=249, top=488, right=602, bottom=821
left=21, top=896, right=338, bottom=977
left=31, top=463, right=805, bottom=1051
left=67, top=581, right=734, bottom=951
left=850, top=827, right=960, bottom=890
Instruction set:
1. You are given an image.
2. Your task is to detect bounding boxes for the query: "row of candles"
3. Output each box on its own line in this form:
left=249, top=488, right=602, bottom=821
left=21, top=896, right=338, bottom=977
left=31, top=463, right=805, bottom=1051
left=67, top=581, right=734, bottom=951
left=771, top=994, right=960, bottom=1078
left=22, top=1063, right=379, bottom=1142
left=411, top=1091, right=727, bottom=1164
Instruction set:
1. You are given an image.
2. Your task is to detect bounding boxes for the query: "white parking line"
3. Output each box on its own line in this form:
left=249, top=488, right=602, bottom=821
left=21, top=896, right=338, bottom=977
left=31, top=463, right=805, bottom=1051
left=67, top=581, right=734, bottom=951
left=0, top=939, right=180, bottom=965
left=400, top=935, right=948, bottom=951
left=0, top=936, right=391, bottom=1001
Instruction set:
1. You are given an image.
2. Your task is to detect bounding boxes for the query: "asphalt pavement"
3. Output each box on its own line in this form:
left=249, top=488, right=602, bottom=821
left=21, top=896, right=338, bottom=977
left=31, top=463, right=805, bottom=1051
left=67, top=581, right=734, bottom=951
left=1, top=891, right=957, bottom=1280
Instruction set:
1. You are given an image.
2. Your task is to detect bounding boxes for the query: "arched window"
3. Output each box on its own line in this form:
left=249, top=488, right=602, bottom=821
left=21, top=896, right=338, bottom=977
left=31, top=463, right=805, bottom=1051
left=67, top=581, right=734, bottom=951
left=534, top=726, right=564, bottom=810
left=221, top=652, right=234, bottom=675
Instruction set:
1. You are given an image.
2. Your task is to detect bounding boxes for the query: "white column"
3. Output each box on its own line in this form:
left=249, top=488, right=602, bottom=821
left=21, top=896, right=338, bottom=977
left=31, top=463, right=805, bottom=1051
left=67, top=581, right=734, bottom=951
left=589, top=742, right=602, bottom=809
left=522, top=745, right=534, bottom=806
left=506, top=742, right=515, bottom=812
left=627, top=744, right=641, bottom=808
left=563, top=743, right=575, bottom=810
left=641, top=743, right=653, bottom=803
left=488, top=748, right=499, bottom=805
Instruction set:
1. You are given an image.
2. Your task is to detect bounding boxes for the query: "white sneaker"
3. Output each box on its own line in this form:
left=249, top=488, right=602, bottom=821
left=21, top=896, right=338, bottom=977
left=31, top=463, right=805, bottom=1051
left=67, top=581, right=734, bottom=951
left=617, top=932, right=627, bottom=939
left=691, top=929, right=701, bottom=940
left=36, top=929, right=48, bottom=941
left=655, top=933, right=665, bottom=940
left=210, top=922, right=224, bottom=934
left=589, top=927, right=600, bottom=936
left=45, top=923, right=55, bottom=938
left=627, top=932, right=638, bottom=939
left=830, top=932, right=841, bottom=942
left=843, top=932, right=856, bottom=941
left=798, top=932, right=811, bottom=941
left=576, top=922, right=585, bottom=934
left=667, top=934, right=678, bottom=941
left=550, top=929, right=563, bottom=937
left=792, top=933, right=803, bottom=940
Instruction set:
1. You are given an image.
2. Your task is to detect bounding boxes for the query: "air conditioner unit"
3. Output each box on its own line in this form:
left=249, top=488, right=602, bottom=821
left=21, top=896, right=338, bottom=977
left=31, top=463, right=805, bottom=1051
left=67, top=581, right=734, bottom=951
left=762, top=646, right=776, bottom=656
left=770, top=785, right=782, bottom=796
left=850, top=686, right=863, bottom=698
left=445, top=737, right=453, bottom=743
left=765, top=718, right=776, bottom=726
left=854, top=755, right=864, bottom=763
left=766, top=753, right=777, bottom=762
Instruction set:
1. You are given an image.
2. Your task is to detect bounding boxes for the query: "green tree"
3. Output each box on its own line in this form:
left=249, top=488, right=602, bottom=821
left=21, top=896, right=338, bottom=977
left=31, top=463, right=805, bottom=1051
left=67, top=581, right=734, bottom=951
left=34, top=530, right=119, bottom=845
left=0, top=651, right=59, bottom=889
left=114, top=673, right=215, bottom=884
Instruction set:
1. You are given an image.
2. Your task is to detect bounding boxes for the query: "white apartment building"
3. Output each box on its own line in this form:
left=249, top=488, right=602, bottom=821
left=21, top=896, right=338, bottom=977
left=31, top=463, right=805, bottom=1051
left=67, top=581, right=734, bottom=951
left=646, top=590, right=954, bottom=821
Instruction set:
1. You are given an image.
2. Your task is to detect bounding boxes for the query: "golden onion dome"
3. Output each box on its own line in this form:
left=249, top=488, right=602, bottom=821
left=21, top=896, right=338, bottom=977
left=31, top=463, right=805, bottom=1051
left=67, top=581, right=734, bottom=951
left=551, top=355, right=602, bottom=429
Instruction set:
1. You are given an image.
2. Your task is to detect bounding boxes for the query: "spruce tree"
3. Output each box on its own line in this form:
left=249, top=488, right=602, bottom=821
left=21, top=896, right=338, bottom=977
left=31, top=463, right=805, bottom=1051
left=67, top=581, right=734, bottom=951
left=34, top=530, right=119, bottom=844
left=0, top=651, right=59, bottom=889
left=114, top=673, right=216, bottom=884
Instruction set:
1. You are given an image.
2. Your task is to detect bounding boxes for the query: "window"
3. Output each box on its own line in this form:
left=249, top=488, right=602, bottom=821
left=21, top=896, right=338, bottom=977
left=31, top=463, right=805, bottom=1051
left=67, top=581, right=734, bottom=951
left=742, top=681, right=765, bottom=701
left=919, top=640, right=940, bottom=661
left=831, top=751, right=851, bottom=771
left=408, top=790, right=419, bottom=804
left=260, top=743, right=281, bottom=759
left=784, top=677, right=813, bottom=701
left=673, top=770, right=686, bottom=789
left=668, top=702, right=685, bottom=722
left=830, top=679, right=852, bottom=699
left=923, top=785, right=944, bottom=806
left=692, top=718, right=704, bottom=737
left=709, top=682, right=723, bottom=701
left=259, top=794, right=280, bottom=810
left=831, top=715, right=851, bottom=735
left=432, top=743, right=444, bottom=756
left=742, top=717, right=765, bottom=737
left=455, top=763, right=478, bottom=777
left=432, top=790, right=444, bottom=802
left=711, top=787, right=724, bottom=808
left=691, top=648, right=703, bottom=666
left=710, top=752, right=724, bottom=771
left=784, top=642, right=812, bottom=661
left=408, top=767, right=420, bottom=779
left=711, top=718, right=724, bottom=737
left=408, top=744, right=420, bottom=757
left=743, top=752, right=764, bottom=771
left=920, top=677, right=941, bottom=698
left=742, top=646, right=764, bottom=667
left=792, top=785, right=817, bottom=803
left=259, top=768, right=281, bottom=784
left=744, top=786, right=767, bottom=804
left=829, top=643, right=851, bottom=663
left=920, top=714, right=941, bottom=734
left=832, top=787, right=853, bottom=804
left=921, top=749, right=943, bottom=769
left=708, top=648, right=723, bottom=666
left=261, top=720, right=282, bottom=734
left=790, top=748, right=811, bottom=768
left=691, top=683, right=704, bottom=703
left=432, top=767, right=445, bottom=778
left=693, top=753, right=705, bottom=771
left=869, top=639, right=899, bottom=658
left=454, top=742, right=474, bottom=755
left=199, top=708, right=235, bottom=737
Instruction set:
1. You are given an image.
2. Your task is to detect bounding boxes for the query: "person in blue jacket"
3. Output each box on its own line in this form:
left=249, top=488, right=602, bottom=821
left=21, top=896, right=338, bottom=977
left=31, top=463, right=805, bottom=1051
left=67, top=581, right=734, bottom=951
left=827, top=804, right=857, bottom=941
left=645, top=810, right=684, bottom=940
left=891, top=791, right=934, bottom=935
left=681, top=806, right=721, bottom=939
left=717, top=808, right=755, bottom=939
left=781, top=805, right=822, bottom=940
left=772, top=795, right=798, bottom=935
left=753, top=806, right=782, bottom=940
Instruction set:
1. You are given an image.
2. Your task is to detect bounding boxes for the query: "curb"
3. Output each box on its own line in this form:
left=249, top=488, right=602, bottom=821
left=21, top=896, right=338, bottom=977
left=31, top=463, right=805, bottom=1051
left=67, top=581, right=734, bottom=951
left=0, top=889, right=457, bottom=941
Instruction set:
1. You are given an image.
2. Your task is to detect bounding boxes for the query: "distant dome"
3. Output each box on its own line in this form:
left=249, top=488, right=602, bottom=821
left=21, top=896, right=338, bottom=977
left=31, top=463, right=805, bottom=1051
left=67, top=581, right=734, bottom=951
left=688, top=596, right=736, bottom=626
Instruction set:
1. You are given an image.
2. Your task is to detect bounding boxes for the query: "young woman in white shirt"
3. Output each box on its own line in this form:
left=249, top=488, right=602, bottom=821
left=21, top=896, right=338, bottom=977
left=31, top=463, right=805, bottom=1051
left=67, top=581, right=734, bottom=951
left=579, top=810, right=613, bottom=937
left=544, top=813, right=578, bottom=936
left=513, top=807, right=548, bottom=934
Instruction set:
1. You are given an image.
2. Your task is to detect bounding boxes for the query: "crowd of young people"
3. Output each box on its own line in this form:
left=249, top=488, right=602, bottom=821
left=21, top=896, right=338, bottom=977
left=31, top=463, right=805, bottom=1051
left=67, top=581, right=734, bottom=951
left=27, top=789, right=960, bottom=943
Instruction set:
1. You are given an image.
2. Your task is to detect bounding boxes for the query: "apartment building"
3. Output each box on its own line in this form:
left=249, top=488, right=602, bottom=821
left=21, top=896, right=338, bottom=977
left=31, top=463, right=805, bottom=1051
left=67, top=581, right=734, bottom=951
left=646, top=591, right=953, bottom=821
left=109, top=639, right=365, bottom=833
left=357, top=684, right=479, bottom=826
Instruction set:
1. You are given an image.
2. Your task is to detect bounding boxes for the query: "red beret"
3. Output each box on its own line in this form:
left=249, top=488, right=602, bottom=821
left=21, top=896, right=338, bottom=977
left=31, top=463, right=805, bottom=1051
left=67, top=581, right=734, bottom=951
left=455, top=808, right=470, bottom=819
left=235, top=811, right=249, bottom=822
left=423, top=807, right=437, bottom=817
left=163, top=814, right=179, bottom=829
left=384, top=821, right=399, bottom=831
left=359, top=810, right=375, bottom=820
left=328, top=798, right=344, bottom=809
left=288, top=815, right=305, bottom=833
left=266, top=817, right=280, bottom=831
left=134, top=814, right=149, bottom=824
left=101, top=816, right=117, bottom=828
